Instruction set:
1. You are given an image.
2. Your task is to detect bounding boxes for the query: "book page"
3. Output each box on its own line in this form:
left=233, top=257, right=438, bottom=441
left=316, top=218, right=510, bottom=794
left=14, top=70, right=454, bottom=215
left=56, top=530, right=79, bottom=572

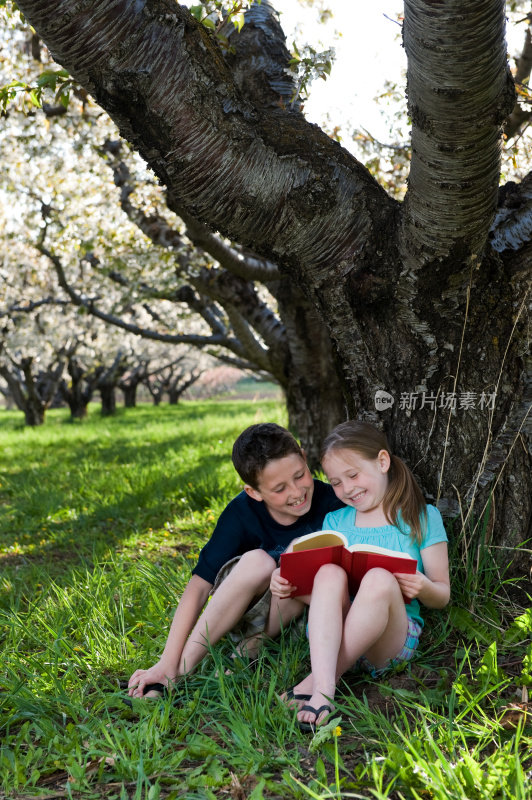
left=292, top=529, right=347, bottom=552
left=348, top=542, right=416, bottom=560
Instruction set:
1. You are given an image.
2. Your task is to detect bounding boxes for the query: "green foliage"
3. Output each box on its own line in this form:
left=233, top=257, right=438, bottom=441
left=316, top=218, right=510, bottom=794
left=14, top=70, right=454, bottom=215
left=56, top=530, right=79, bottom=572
left=188, top=0, right=258, bottom=33
left=0, top=400, right=530, bottom=798
left=0, top=68, right=71, bottom=113
left=288, top=42, right=334, bottom=106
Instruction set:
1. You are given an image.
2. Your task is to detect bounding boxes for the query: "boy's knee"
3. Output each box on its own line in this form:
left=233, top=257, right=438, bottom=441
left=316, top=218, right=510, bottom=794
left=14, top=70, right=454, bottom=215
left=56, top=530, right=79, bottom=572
left=235, top=549, right=276, bottom=581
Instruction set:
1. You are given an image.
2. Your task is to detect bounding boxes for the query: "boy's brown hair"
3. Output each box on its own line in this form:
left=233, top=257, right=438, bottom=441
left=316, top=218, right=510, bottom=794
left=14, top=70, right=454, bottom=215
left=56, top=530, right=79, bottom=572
left=232, top=423, right=303, bottom=489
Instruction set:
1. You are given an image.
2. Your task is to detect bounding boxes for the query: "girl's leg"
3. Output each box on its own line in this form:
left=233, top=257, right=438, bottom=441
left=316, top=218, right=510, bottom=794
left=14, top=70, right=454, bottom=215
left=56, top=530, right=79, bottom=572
left=298, top=568, right=409, bottom=726
left=335, top=568, right=409, bottom=679
left=297, top=564, right=350, bottom=726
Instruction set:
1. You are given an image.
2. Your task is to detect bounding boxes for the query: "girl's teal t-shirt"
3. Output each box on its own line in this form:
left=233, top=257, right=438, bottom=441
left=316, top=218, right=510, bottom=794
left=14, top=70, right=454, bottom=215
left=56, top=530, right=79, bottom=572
left=321, top=504, right=448, bottom=626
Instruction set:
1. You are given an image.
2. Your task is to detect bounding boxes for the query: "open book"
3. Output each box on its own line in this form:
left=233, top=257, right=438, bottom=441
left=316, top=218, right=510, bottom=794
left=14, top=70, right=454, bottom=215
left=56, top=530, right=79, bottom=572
left=279, top=529, right=417, bottom=599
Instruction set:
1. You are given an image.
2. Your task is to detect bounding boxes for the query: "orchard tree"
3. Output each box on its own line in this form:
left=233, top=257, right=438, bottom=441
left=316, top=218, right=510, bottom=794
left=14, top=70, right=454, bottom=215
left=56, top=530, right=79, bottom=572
left=0, top=8, right=344, bottom=462
left=0, top=234, right=208, bottom=420
left=9, top=0, right=532, bottom=563
left=0, top=343, right=68, bottom=425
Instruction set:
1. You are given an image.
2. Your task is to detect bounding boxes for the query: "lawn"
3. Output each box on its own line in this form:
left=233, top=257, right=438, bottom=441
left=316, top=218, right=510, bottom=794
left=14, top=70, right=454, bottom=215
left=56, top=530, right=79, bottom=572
left=0, top=401, right=530, bottom=799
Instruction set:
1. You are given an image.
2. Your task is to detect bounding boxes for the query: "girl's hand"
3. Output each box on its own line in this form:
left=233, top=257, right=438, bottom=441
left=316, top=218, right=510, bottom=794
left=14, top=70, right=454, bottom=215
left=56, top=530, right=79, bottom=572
left=270, top=567, right=296, bottom=598
left=393, top=570, right=427, bottom=600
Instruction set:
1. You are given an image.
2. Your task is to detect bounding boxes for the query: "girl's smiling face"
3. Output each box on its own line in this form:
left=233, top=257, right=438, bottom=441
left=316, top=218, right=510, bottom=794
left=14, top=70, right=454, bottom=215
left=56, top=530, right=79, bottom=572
left=322, top=447, right=391, bottom=515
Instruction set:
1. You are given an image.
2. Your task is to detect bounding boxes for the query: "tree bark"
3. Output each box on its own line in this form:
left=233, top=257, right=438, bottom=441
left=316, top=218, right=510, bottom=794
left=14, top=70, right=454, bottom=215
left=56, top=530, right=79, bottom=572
left=122, top=385, right=137, bottom=408
left=24, top=401, right=46, bottom=426
left=100, top=385, right=116, bottom=416
left=15, top=0, right=531, bottom=567
left=59, top=357, right=94, bottom=419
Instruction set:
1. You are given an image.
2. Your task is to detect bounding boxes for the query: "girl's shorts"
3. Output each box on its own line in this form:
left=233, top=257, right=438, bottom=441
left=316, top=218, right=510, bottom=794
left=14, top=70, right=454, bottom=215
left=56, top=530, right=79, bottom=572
left=356, top=616, right=422, bottom=679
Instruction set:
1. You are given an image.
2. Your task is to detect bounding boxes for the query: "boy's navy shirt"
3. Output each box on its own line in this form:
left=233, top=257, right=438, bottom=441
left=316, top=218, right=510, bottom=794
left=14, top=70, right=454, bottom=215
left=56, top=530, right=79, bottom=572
left=192, top=479, right=343, bottom=585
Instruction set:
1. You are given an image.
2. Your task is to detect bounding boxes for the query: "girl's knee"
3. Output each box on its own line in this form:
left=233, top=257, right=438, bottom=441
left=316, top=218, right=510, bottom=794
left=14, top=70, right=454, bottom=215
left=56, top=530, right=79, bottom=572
left=359, top=568, right=400, bottom=598
left=314, top=563, right=348, bottom=590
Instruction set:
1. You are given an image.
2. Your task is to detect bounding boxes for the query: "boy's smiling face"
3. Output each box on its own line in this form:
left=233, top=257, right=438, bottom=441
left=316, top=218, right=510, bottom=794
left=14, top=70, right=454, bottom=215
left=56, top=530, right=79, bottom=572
left=244, top=453, right=314, bottom=525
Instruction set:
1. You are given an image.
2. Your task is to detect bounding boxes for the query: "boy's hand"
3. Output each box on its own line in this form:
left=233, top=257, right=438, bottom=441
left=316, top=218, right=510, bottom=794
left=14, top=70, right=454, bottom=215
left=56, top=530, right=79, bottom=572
left=128, top=660, right=175, bottom=698
left=270, top=567, right=297, bottom=598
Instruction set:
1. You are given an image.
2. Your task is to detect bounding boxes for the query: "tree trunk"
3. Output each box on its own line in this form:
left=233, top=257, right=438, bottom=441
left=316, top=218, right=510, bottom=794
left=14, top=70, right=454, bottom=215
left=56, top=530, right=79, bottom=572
left=68, top=396, right=89, bottom=420
left=274, top=280, right=345, bottom=469
left=100, top=386, right=116, bottom=416
left=24, top=401, right=45, bottom=426
left=122, top=384, right=138, bottom=408
left=61, top=359, right=92, bottom=419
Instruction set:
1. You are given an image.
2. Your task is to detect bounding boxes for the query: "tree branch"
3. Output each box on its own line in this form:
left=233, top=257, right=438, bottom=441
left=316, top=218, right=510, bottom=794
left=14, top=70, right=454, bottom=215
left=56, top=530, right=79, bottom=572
left=220, top=0, right=303, bottom=112
left=101, top=139, right=282, bottom=282
left=17, top=0, right=388, bottom=289
left=401, top=0, right=515, bottom=264
left=224, top=303, right=272, bottom=373
left=38, top=242, right=242, bottom=351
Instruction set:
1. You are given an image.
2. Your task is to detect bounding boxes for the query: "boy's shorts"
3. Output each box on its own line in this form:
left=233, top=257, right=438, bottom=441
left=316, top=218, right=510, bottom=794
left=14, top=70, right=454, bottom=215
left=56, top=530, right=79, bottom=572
left=211, top=556, right=272, bottom=643
left=356, top=616, right=422, bottom=678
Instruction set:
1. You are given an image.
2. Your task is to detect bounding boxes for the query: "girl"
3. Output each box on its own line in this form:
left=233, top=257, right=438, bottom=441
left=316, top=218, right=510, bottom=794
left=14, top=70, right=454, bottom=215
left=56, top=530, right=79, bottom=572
left=270, top=420, right=450, bottom=730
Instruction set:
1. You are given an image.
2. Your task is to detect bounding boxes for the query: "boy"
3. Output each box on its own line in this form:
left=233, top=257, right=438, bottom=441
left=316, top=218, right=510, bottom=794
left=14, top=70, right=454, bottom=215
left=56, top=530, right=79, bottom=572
left=128, top=422, right=343, bottom=698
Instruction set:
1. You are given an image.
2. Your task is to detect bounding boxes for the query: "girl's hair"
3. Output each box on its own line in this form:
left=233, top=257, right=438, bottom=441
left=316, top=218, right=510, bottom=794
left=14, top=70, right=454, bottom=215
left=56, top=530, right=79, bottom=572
left=320, top=420, right=427, bottom=544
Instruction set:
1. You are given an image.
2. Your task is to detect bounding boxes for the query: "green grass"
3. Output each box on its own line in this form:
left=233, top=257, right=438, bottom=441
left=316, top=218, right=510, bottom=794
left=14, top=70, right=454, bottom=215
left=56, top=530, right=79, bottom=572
left=0, top=401, right=530, bottom=799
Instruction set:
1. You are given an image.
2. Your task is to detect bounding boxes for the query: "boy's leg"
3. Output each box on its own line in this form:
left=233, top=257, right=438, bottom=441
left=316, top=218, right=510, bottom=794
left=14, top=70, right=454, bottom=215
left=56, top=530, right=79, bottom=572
left=232, top=590, right=307, bottom=666
left=177, top=549, right=276, bottom=674
left=263, top=592, right=306, bottom=640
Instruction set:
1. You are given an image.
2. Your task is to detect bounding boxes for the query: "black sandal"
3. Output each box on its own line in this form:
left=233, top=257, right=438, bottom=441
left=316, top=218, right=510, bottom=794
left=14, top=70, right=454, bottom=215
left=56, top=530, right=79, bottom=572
left=297, top=703, right=333, bottom=731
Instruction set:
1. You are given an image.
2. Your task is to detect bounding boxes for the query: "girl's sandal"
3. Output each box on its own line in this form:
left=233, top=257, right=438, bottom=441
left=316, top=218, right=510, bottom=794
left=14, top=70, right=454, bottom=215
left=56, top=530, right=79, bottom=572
left=282, top=687, right=312, bottom=708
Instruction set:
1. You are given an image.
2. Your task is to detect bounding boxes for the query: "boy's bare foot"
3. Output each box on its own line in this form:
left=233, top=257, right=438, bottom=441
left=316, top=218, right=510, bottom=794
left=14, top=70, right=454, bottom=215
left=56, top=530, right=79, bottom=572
left=234, top=634, right=262, bottom=660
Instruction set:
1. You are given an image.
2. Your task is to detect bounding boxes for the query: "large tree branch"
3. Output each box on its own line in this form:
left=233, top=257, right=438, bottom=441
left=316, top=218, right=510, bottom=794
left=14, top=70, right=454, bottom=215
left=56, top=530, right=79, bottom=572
left=101, top=140, right=282, bottom=282
left=489, top=172, right=532, bottom=260
left=220, top=0, right=302, bottom=112
left=401, top=0, right=515, bottom=264
left=17, top=0, right=390, bottom=290
left=189, top=267, right=286, bottom=351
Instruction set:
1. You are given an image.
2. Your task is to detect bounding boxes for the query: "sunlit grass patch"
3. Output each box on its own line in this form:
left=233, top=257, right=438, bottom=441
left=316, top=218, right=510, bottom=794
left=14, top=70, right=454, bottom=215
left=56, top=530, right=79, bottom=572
left=0, top=399, right=530, bottom=798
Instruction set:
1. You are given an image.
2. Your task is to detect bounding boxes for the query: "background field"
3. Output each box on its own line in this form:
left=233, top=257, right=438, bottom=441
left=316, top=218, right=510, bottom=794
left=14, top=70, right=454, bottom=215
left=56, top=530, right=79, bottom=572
left=0, top=401, right=530, bottom=799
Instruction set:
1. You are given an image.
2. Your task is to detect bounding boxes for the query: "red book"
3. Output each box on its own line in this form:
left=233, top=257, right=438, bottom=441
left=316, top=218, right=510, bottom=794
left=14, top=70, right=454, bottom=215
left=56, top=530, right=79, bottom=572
left=279, top=529, right=417, bottom=599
